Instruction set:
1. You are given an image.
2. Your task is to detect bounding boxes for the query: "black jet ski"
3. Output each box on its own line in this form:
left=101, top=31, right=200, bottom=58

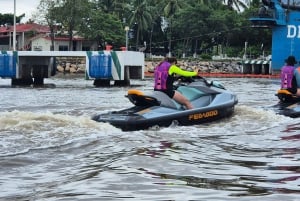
left=92, top=77, right=238, bottom=131
left=275, top=89, right=300, bottom=117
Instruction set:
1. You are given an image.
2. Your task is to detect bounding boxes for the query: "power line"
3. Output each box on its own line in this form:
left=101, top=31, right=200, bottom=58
left=151, top=25, right=254, bottom=46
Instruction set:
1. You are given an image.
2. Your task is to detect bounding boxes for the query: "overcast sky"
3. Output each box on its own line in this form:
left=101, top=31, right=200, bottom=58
left=0, top=0, right=251, bottom=23
left=0, top=0, right=40, bottom=22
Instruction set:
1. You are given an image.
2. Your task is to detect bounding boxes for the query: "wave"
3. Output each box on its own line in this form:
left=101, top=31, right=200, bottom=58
left=0, top=110, right=121, bottom=157
left=144, top=105, right=296, bottom=137
left=0, top=110, right=117, bottom=130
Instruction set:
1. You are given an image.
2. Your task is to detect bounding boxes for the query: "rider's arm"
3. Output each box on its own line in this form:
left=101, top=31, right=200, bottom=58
left=168, top=65, right=197, bottom=77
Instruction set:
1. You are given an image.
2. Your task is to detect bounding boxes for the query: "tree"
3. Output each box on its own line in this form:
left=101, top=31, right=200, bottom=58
left=0, top=13, right=24, bottom=25
left=128, top=0, right=152, bottom=50
left=0, top=0, right=270, bottom=58
left=93, top=0, right=131, bottom=17
left=144, top=0, right=166, bottom=56
left=162, top=0, right=185, bottom=56
left=79, top=9, right=124, bottom=50
left=54, top=0, right=90, bottom=51
left=36, top=0, right=61, bottom=51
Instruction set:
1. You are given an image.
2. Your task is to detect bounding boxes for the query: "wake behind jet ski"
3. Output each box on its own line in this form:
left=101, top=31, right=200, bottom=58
left=92, top=76, right=238, bottom=131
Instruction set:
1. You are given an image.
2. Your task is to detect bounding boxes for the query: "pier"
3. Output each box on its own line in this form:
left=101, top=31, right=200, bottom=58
left=0, top=51, right=144, bottom=86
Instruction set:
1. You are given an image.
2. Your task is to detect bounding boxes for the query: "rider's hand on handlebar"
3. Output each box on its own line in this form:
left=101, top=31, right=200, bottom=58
left=194, top=68, right=201, bottom=74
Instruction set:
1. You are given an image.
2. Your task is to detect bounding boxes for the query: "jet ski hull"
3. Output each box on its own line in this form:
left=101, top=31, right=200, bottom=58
left=92, top=101, right=236, bottom=131
left=92, top=77, right=238, bottom=131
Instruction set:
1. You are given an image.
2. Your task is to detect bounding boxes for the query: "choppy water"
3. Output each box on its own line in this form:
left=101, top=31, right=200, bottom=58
left=0, top=75, right=299, bottom=201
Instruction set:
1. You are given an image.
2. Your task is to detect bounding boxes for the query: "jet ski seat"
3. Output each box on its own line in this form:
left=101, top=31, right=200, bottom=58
left=177, top=86, right=205, bottom=101
left=127, top=89, right=182, bottom=109
left=150, top=91, right=182, bottom=109
left=127, top=88, right=212, bottom=110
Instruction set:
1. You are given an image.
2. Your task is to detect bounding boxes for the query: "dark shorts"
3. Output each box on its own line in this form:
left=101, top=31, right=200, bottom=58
left=154, top=89, right=175, bottom=98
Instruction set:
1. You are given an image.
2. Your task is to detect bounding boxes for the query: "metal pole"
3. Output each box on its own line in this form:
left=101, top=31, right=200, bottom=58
left=125, top=26, right=129, bottom=51
left=243, top=41, right=248, bottom=59
left=13, top=0, right=16, bottom=51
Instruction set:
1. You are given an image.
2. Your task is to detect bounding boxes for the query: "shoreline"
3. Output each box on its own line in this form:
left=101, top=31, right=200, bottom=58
left=53, top=71, right=280, bottom=80
left=144, top=60, right=277, bottom=79
left=144, top=71, right=279, bottom=79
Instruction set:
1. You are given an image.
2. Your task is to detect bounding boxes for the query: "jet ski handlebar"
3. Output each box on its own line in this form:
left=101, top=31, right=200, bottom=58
left=176, top=76, right=210, bottom=85
left=175, top=76, right=226, bottom=90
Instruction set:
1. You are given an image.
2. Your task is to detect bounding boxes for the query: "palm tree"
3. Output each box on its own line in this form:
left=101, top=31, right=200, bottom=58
left=163, top=0, right=185, bottom=56
left=128, top=0, right=152, bottom=51
left=93, top=0, right=130, bottom=18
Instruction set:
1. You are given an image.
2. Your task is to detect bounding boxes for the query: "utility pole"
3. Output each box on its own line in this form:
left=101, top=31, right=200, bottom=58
left=13, top=0, right=16, bottom=51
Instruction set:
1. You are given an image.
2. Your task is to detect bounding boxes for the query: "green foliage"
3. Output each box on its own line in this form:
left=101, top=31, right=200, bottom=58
left=224, top=46, right=243, bottom=57
left=79, top=10, right=124, bottom=48
left=127, top=0, right=153, bottom=50
left=0, top=0, right=270, bottom=58
left=0, top=13, right=24, bottom=25
left=200, top=53, right=212, bottom=60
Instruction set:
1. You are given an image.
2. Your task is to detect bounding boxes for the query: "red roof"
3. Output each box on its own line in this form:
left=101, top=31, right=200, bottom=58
left=0, top=23, right=50, bottom=33
left=42, top=36, right=86, bottom=41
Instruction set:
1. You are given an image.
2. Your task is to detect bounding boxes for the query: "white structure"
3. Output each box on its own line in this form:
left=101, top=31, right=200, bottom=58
left=0, top=51, right=144, bottom=86
left=31, top=36, right=98, bottom=51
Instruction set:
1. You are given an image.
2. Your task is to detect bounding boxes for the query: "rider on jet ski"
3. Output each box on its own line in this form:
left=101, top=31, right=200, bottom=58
left=154, top=57, right=198, bottom=109
left=280, top=55, right=299, bottom=95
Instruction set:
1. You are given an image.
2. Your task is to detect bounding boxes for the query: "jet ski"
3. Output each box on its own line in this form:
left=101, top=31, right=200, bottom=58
left=92, top=76, right=238, bottom=131
left=275, top=89, right=300, bottom=117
